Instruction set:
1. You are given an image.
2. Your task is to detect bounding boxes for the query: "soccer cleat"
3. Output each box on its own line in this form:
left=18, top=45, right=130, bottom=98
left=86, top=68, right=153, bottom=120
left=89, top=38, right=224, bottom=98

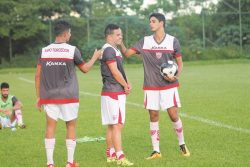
left=47, top=164, right=54, bottom=167
left=117, top=158, right=133, bottom=166
left=66, top=161, right=79, bottom=167
left=180, top=144, right=190, bottom=157
left=146, top=151, right=162, bottom=160
left=107, top=156, right=116, bottom=163
left=0, top=124, right=2, bottom=130
left=17, top=124, right=26, bottom=129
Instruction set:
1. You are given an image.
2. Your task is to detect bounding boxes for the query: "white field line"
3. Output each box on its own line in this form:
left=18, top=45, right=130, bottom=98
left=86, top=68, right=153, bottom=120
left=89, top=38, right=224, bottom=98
left=19, top=77, right=250, bottom=134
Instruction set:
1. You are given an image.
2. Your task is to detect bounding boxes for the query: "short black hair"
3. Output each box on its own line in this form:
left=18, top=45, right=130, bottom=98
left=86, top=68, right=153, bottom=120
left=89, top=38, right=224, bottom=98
left=149, top=13, right=166, bottom=28
left=1, top=82, right=9, bottom=89
left=54, top=20, right=71, bottom=37
left=104, top=24, right=120, bottom=37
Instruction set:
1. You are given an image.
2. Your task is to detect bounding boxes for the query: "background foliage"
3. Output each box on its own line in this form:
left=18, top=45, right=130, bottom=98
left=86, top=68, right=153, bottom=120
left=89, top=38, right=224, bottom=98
left=0, top=0, right=250, bottom=67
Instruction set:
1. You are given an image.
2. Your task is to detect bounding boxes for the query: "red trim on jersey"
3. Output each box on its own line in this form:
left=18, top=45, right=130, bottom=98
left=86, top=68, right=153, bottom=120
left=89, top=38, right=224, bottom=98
left=118, top=109, right=122, bottom=124
left=130, top=47, right=140, bottom=54
left=106, top=60, right=116, bottom=64
left=40, top=98, right=79, bottom=104
left=40, top=58, right=73, bottom=61
left=101, top=91, right=125, bottom=100
left=142, top=49, right=174, bottom=53
left=77, top=62, right=85, bottom=67
left=174, top=53, right=182, bottom=58
left=143, top=83, right=179, bottom=90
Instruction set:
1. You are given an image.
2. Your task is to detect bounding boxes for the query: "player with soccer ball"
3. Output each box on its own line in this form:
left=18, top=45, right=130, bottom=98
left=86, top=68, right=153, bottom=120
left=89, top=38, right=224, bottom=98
left=119, top=13, right=190, bottom=159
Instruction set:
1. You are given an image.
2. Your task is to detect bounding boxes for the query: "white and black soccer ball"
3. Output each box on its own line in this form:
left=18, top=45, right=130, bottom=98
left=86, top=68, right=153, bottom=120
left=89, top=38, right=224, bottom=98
left=160, top=61, right=178, bottom=78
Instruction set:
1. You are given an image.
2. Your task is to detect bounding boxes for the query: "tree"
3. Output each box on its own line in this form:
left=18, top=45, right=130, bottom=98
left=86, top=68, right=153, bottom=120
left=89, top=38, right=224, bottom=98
left=0, top=0, right=71, bottom=62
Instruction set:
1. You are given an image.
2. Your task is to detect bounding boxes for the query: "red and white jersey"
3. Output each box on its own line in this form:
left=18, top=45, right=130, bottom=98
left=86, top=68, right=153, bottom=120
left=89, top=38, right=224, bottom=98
left=38, top=43, right=85, bottom=104
left=100, top=43, right=127, bottom=94
left=132, top=34, right=182, bottom=90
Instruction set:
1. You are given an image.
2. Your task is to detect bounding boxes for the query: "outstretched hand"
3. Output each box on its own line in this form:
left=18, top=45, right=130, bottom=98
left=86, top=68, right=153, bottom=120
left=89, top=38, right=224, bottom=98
left=93, top=48, right=103, bottom=60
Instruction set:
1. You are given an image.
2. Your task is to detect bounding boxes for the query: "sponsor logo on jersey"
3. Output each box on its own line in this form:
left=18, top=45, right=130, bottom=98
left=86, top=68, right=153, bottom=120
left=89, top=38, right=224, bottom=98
left=152, top=46, right=168, bottom=50
left=46, top=61, right=67, bottom=66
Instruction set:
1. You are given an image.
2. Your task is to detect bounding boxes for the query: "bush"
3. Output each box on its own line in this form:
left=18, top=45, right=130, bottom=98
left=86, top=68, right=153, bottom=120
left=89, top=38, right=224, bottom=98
left=182, top=45, right=249, bottom=61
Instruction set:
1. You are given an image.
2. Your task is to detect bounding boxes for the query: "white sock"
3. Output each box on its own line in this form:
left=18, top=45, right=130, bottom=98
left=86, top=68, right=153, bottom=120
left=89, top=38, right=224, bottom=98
left=66, top=139, right=76, bottom=163
left=116, top=150, right=124, bottom=160
left=110, top=147, right=115, bottom=157
left=172, top=118, right=185, bottom=145
left=45, top=138, right=55, bottom=165
left=106, top=147, right=116, bottom=157
left=15, top=110, right=23, bottom=125
left=150, top=122, right=160, bottom=152
left=10, top=119, right=17, bottom=127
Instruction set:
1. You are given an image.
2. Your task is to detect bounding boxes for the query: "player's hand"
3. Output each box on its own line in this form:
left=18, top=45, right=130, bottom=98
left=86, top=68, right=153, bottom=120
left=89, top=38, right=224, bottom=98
left=36, top=98, right=42, bottom=112
left=163, top=75, right=179, bottom=82
left=4, top=109, right=12, bottom=116
left=126, top=82, right=132, bottom=94
left=124, top=84, right=131, bottom=95
left=93, top=48, right=103, bottom=60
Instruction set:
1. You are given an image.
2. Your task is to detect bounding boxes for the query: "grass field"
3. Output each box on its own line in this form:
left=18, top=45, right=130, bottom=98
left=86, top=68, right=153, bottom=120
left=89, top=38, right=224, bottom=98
left=0, top=59, right=250, bottom=167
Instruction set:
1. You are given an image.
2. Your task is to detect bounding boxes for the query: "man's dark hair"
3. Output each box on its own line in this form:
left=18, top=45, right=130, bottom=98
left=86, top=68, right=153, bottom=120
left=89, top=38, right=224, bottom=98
left=1, top=82, right=9, bottom=89
left=104, top=24, right=120, bottom=37
left=149, top=13, right=166, bottom=28
left=54, top=20, right=71, bottom=37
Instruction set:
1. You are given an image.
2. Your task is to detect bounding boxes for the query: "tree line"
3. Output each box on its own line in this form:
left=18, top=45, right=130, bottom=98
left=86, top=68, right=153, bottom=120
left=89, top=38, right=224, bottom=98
left=0, top=0, right=249, bottom=67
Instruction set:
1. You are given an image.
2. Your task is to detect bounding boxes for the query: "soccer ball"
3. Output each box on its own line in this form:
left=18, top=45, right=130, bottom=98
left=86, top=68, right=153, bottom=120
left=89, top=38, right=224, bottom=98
left=160, top=61, right=178, bottom=78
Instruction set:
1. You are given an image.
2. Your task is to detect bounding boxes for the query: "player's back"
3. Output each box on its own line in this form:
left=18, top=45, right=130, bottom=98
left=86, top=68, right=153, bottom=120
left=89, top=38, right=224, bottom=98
left=39, top=43, right=79, bottom=104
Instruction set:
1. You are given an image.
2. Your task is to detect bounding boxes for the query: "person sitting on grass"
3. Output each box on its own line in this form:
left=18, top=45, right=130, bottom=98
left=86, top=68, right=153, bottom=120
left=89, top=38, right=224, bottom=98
left=0, top=82, right=26, bottom=131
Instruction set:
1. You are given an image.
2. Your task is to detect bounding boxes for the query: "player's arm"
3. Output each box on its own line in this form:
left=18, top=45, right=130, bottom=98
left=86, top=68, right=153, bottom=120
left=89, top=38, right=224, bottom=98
left=35, top=64, right=42, bottom=111
left=108, top=62, right=130, bottom=94
left=119, top=42, right=137, bottom=58
left=174, top=56, right=183, bottom=80
left=78, top=49, right=102, bottom=73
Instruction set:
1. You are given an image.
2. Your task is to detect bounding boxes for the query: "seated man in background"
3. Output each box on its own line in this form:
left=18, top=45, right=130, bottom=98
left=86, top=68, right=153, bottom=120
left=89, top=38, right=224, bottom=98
left=0, top=82, right=26, bottom=130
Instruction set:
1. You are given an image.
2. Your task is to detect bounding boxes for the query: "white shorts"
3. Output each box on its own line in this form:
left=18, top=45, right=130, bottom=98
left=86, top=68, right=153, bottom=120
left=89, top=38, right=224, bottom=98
left=144, top=87, right=181, bottom=111
left=43, top=103, right=79, bottom=121
left=0, top=116, right=11, bottom=128
left=101, top=94, right=126, bottom=125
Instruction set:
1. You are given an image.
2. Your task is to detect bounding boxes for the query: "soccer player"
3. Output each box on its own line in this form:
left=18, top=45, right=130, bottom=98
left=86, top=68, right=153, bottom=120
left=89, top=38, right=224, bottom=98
left=0, top=82, right=26, bottom=130
left=119, top=13, right=190, bottom=159
left=100, top=24, right=133, bottom=166
left=35, top=20, right=102, bottom=167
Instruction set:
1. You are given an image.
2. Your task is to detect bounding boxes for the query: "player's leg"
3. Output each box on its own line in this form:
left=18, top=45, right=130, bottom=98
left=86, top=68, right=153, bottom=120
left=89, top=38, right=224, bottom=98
left=164, top=88, right=190, bottom=157
left=111, top=123, right=123, bottom=159
left=144, top=90, right=162, bottom=159
left=167, top=107, right=190, bottom=156
left=59, top=103, right=79, bottom=167
left=112, top=123, right=133, bottom=166
left=14, top=109, right=26, bottom=128
left=65, top=119, right=78, bottom=167
left=9, top=111, right=17, bottom=131
left=45, top=113, right=57, bottom=166
left=146, top=110, right=162, bottom=159
left=106, top=126, right=116, bottom=162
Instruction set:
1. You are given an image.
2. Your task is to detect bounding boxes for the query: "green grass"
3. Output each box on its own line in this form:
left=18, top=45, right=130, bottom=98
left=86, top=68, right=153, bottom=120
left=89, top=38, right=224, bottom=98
left=0, top=59, right=250, bottom=167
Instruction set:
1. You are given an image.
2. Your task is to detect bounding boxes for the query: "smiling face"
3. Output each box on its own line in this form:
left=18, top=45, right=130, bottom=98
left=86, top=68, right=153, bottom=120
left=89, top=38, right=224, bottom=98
left=111, top=28, right=123, bottom=45
left=107, top=28, right=123, bottom=46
